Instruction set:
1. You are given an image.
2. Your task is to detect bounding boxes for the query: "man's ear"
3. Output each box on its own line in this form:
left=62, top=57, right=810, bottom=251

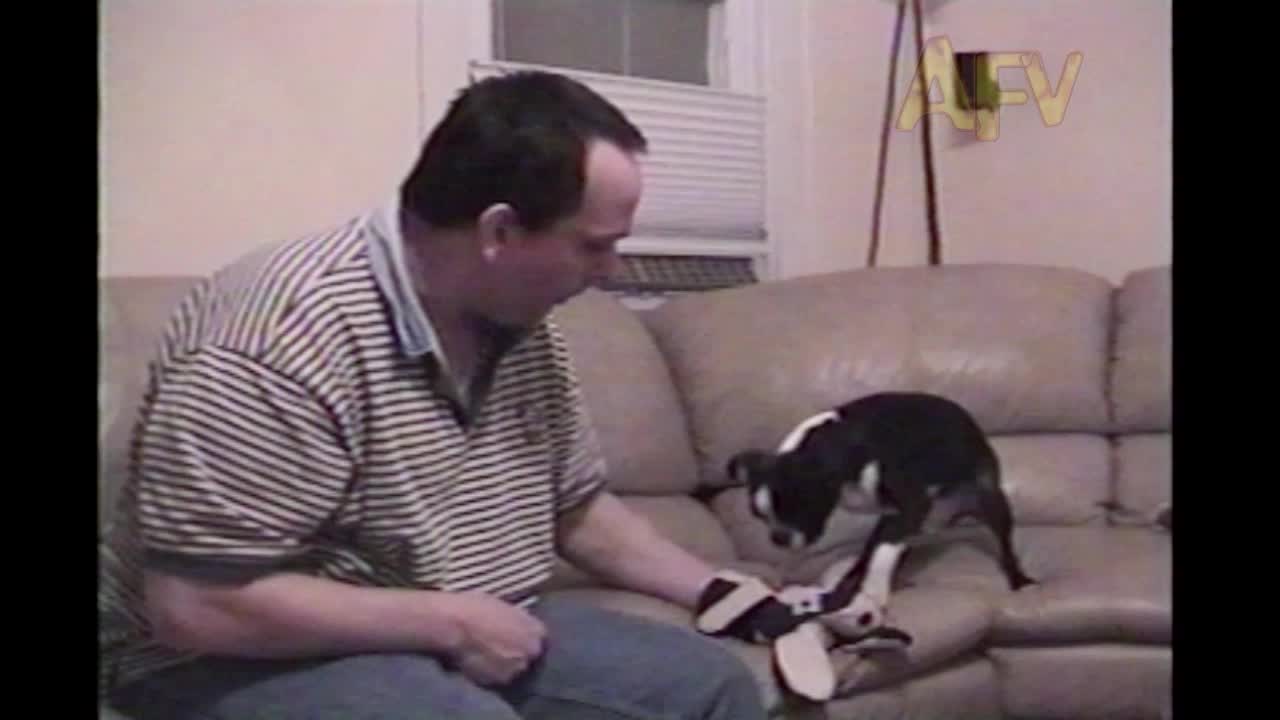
left=475, top=203, right=522, bottom=262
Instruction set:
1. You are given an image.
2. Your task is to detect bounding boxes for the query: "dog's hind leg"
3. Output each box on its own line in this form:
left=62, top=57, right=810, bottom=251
left=972, top=450, right=1036, bottom=590
left=977, top=488, right=1036, bottom=590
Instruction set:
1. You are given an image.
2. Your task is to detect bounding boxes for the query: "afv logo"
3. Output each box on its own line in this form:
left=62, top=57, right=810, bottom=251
left=897, top=36, right=1083, bottom=141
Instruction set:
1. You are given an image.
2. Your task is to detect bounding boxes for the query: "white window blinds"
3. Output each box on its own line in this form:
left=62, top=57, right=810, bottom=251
left=468, top=60, right=767, bottom=262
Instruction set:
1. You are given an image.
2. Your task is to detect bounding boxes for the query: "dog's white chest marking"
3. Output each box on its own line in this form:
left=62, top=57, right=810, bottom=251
left=859, top=461, right=880, bottom=496
left=830, top=541, right=903, bottom=630
left=839, top=461, right=883, bottom=514
left=778, top=411, right=838, bottom=453
left=751, top=487, right=773, bottom=518
left=863, top=542, right=904, bottom=606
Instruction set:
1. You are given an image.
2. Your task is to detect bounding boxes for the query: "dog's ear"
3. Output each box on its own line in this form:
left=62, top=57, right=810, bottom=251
left=726, top=450, right=774, bottom=484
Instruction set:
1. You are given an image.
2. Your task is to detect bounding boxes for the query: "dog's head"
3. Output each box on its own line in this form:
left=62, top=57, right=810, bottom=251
left=728, top=432, right=853, bottom=549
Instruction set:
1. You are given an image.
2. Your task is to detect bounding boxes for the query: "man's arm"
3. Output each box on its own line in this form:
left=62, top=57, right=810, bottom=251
left=555, top=490, right=718, bottom=610
left=127, top=346, right=544, bottom=686
left=144, top=570, right=546, bottom=686
left=145, top=571, right=466, bottom=657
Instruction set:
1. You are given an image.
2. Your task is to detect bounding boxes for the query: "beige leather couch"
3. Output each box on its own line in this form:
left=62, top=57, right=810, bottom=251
left=99, top=263, right=1172, bottom=719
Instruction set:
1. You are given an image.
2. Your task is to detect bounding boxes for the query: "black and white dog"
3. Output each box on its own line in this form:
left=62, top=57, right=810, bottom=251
left=728, top=391, right=1035, bottom=629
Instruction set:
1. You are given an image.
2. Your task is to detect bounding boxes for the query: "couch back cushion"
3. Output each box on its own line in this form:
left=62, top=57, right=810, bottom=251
left=546, top=289, right=702, bottom=494
left=644, top=265, right=1115, bottom=489
left=1111, top=266, right=1171, bottom=432
left=100, top=277, right=202, bottom=532
left=1114, top=433, right=1170, bottom=521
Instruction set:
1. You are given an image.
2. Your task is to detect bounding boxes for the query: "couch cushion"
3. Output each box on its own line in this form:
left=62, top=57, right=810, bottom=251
left=986, top=434, right=1110, bottom=526
left=1111, top=266, right=1171, bottom=432
left=825, top=657, right=1002, bottom=720
left=1114, top=433, right=1171, bottom=522
left=828, top=586, right=995, bottom=696
left=552, top=289, right=701, bottom=495
left=900, top=527, right=1170, bottom=645
left=989, top=645, right=1171, bottom=720
left=644, top=265, right=1114, bottom=489
left=101, top=277, right=200, bottom=351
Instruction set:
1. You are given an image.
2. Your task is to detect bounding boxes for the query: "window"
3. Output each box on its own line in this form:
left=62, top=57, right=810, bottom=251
left=474, top=0, right=770, bottom=297
left=494, top=0, right=712, bottom=87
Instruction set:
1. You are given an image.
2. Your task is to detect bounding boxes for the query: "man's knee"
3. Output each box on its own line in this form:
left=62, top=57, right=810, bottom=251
left=526, top=597, right=768, bottom=716
left=610, top=616, right=766, bottom=715
left=690, top=637, right=765, bottom=700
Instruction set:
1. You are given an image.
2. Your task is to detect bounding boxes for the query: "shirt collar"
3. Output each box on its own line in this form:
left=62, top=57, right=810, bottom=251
left=365, top=194, right=440, bottom=359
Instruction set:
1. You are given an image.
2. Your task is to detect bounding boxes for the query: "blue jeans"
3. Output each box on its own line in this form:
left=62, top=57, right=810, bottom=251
left=107, top=595, right=768, bottom=720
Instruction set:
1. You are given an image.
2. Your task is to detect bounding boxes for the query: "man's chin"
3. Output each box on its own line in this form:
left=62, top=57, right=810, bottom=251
left=465, top=312, right=526, bottom=344
left=484, top=293, right=581, bottom=333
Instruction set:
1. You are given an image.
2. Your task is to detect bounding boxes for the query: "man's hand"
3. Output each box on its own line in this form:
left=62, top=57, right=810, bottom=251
left=438, top=592, right=547, bottom=686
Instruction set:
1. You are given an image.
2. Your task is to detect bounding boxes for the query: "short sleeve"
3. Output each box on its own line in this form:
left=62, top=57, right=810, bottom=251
left=130, top=346, right=352, bottom=582
left=545, top=330, right=607, bottom=515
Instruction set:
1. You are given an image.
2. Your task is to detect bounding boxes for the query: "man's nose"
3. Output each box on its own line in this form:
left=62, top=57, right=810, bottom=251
left=770, top=529, right=793, bottom=547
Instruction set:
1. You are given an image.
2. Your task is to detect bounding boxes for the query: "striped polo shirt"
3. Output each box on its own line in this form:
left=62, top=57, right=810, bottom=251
left=98, top=198, right=607, bottom=696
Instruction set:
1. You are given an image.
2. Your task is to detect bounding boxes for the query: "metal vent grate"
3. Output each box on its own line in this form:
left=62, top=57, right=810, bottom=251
left=601, top=254, right=758, bottom=293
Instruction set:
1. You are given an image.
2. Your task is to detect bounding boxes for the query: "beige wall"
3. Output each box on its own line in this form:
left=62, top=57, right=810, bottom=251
left=100, top=0, right=470, bottom=277
left=101, top=0, right=1170, bottom=285
left=790, top=0, right=1171, bottom=284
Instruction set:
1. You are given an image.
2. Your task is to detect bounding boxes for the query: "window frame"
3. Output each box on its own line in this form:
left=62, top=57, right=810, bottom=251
left=471, top=1, right=763, bottom=95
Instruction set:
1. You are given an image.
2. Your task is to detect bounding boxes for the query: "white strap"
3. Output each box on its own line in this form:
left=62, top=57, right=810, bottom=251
left=775, top=622, right=836, bottom=702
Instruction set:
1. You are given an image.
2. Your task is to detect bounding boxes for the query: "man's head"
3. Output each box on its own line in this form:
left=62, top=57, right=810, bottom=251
left=400, top=71, right=647, bottom=329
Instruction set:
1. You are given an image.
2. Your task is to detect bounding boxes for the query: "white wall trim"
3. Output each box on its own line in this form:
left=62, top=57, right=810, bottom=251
left=799, top=0, right=816, bottom=280
left=467, top=0, right=492, bottom=62
left=724, top=0, right=765, bottom=96
left=716, top=0, right=773, bottom=278
left=771, top=0, right=815, bottom=281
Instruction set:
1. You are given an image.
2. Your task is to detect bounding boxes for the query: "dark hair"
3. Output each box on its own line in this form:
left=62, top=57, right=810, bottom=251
left=400, top=71, right=647, bottom=233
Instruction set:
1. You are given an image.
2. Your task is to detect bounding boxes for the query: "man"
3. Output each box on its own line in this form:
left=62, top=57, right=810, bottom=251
left=100, top=71, right=777, bottom=719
